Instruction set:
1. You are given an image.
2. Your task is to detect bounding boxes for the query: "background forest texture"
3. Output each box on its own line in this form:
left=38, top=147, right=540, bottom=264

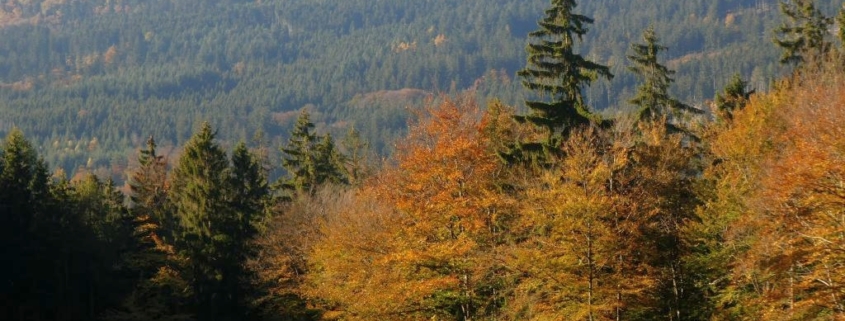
left=0, top=0, right=841, bottom=182
left=2, top=0, right=845, bottom=320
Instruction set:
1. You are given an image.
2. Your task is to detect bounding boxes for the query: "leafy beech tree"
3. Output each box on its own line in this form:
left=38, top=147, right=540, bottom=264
left=305, top=97, right=512, bottom=320
left=505, top=128, right=654, bottom=321
left=626, top=122, right=703, bottom=321
left=713, top=73, right=755, bottom=121
left=375, top=97, right=508, bottom=320
left=508, top=0, right=612, bottom=162
left=628, top=27, right=701, bottom=126
left=697, top=67, right=845, bottom=320
left=774, top=0, right=833, bottom=66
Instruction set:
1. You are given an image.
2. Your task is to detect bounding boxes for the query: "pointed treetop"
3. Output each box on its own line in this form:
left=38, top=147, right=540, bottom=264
left=627, top=26, right=703, bottom=130
left=509, top=0, right=612, bottom=163
left=774, top=0, right=833, bottom=66
left=714, top=74, right=755, bottom=121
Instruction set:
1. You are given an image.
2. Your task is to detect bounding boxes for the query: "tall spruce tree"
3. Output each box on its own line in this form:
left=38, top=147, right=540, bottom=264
left=169, top=122, right=238, bottom=320
left=774, top=0, right=833, bottom=66
left=278, top=110, right=348, bottom=199
left=106, top=136, right=196, bottom=321
left=228, top=142, right=268, bottom=241
left=0, top=129, right=61, bottom=319
left=628, top=27, right=702, bottom=131
left=278, top=111, right=318, bottom=198
left=130, top=136, right=170, bottom=231
left=340, top=126, right=370, bottom=185
left=313, top=134, right=348, bottom=187
left=226, top=142, right=269, bottom=312
left=509, top=0, right=612, bottom=161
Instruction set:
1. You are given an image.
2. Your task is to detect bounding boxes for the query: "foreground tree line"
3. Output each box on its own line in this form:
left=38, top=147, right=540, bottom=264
left=3, top=65, right=844, bottom=320
left=2, top=0, right=845, bottom=320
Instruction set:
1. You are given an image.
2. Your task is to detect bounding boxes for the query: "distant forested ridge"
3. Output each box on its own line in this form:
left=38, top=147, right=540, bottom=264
left=0, top=0, right=841, bottom=181
left=4, top=0, right=845, bottom=319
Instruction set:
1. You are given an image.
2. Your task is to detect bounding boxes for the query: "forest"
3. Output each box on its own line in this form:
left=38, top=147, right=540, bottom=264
left=2, top=0, right=845, bottom=320
left=0, top=0, right=842, bottom=183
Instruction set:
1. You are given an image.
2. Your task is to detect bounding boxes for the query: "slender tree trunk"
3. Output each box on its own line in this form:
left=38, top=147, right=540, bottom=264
left=588, top=220, right=594, bottom=321
left=671, top=263, right=681, bottom=321
left=789, top=261, right=795, bottom=318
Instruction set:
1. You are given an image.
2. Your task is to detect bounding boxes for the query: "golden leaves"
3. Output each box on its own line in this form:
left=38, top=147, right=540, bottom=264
left=703, top=66, right=845, bottom=318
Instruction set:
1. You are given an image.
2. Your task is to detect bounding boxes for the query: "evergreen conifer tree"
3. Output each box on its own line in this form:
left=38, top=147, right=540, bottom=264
left=628, top=28, right=677, bottom=120
left=130, top=137, right=169, bottom=225
left=278, top=111, right=348, bottom=199
left=774, top=0, right=833, bottom=66
left=168, top=122, right=237, bottom=320
left=278, top=111, right=318, bottom=198
left=627, top=27, right=703, bottom=133
left=313, top=134, right=348, bottom=187
left=340, top=126, right=370, bottom=185
left=509, top=0, right=612, bottom=162
left=714, top=74, right=754, bottom=121
left=0, top=129, right=85, bottom=319
left=226, top=142, right=270, bottom=311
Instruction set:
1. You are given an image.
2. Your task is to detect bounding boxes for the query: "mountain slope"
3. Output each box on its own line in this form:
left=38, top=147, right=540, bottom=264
left=0, top=0, right=838, bottom=178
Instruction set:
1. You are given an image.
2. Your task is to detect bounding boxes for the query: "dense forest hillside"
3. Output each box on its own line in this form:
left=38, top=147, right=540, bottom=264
left=3, top=0, right=845, bottom=319
left=0, top=0, right=841, bottom=180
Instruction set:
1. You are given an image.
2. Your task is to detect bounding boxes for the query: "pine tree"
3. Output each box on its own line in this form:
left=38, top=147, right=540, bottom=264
left=105, top=136, right=196, bottom=321
left=510, top=0, right=612, bottom=161
left=774, top=0, right=833, bottom=66
left=168, top=122, right=236, bottom=320
left=714, top=74, right=754, bottom=121
left=628, top=27, right=703, bottom=133
left=340, top=126, right=370, bottom=185
left=278, top=110, right=348, bottom=199
left=278, top=111, right=318, bottom=198
left=130, top=136, right=169, bottom=231
left=313, top=134, right=348, bottom=187
left=227, top=142, right=270, bottom=312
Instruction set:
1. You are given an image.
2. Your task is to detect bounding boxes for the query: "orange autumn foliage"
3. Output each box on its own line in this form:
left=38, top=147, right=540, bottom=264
left=305, top=97, right=512, bottom=320
left=704, top=66, right=845, bottom=319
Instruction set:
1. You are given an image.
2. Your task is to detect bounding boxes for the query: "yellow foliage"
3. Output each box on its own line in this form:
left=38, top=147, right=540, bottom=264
left=303, top=97, right=513, bottom=319
left=703, top=66, right=845, bottom=319
left=503, top=127, right=662, bottom=320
